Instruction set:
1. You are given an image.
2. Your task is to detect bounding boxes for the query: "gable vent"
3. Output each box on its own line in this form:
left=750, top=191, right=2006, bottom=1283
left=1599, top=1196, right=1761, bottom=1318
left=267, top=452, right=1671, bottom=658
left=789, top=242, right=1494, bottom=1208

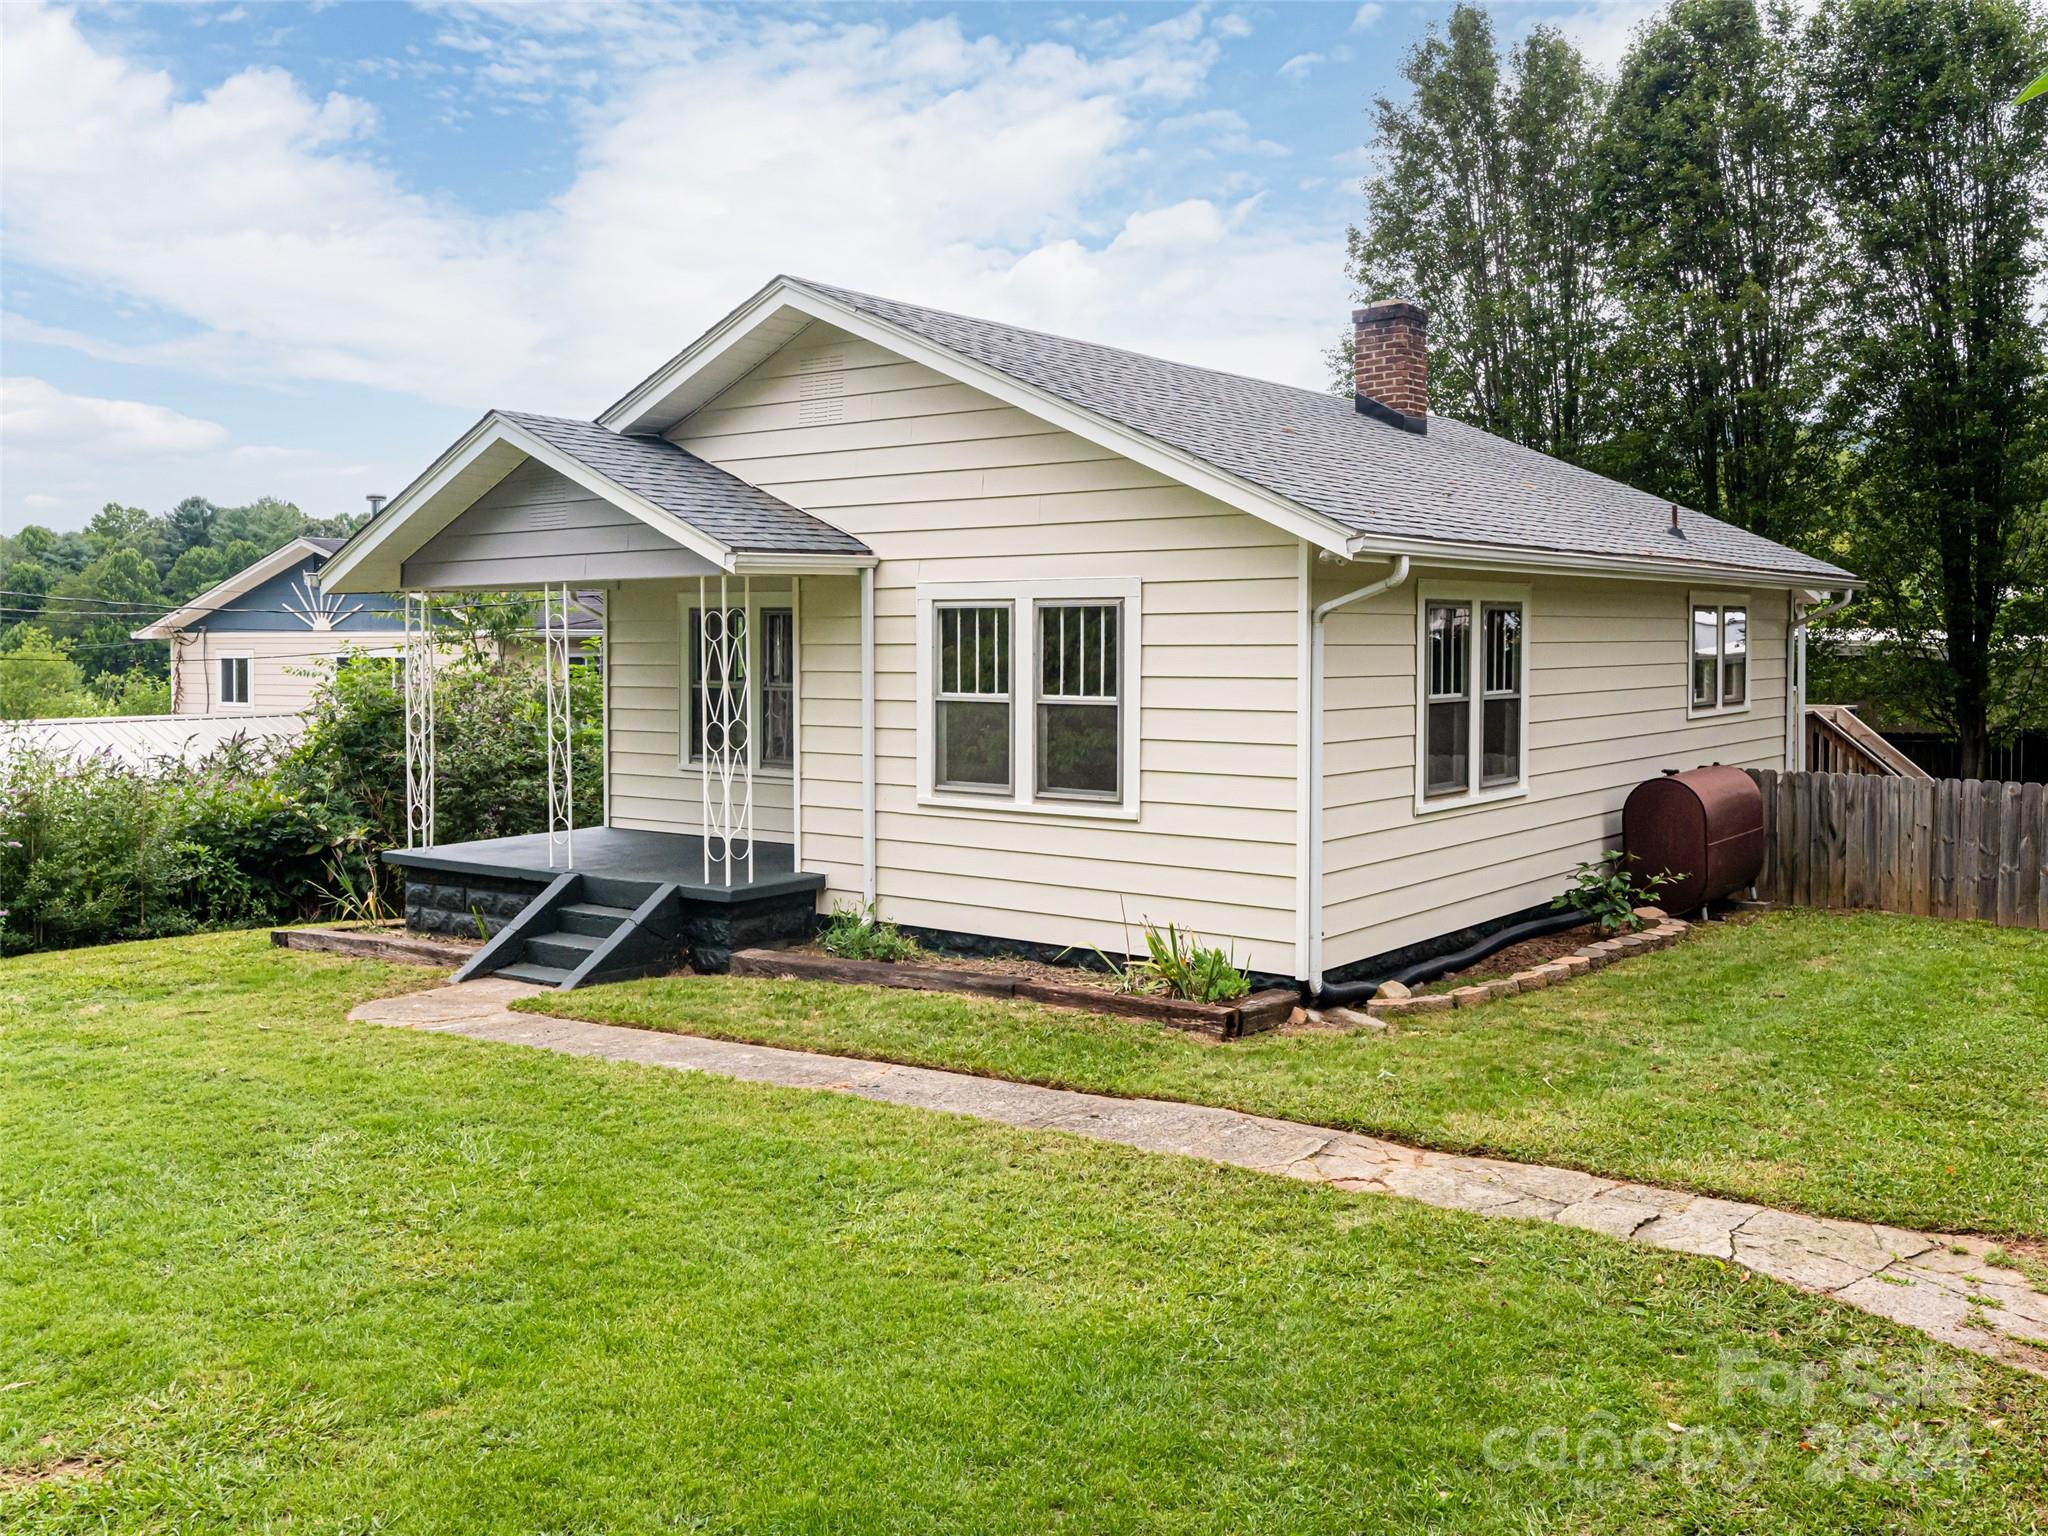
left=797, top=352, right=846, bottom=424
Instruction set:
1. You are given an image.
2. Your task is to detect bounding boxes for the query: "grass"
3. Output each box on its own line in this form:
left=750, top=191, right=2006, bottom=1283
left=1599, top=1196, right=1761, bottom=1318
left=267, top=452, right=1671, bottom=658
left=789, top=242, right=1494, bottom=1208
left=4, top=931, right=2046, bottom=1531
left=526, top=910, right=2048, bottom=1237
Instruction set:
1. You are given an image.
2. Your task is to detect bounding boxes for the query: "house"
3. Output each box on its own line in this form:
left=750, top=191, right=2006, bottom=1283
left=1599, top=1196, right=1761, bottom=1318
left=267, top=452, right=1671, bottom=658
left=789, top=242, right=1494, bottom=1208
left=133, top=537, right=408, bottom=716
left=132, top=537, right=605, bottom=716
left=320, top=276, right=1859, bottom=993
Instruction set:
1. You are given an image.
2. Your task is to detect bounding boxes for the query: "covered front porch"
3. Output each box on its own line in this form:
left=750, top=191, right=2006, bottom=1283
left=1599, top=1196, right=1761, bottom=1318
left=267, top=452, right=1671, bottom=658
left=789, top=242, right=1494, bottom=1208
left=316, top=407, right=876, bottom=987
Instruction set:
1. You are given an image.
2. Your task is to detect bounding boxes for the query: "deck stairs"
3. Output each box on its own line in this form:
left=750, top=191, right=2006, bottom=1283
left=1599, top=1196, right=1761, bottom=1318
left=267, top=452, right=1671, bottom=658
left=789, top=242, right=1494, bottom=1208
left=453, top=872, right=683, bottom=991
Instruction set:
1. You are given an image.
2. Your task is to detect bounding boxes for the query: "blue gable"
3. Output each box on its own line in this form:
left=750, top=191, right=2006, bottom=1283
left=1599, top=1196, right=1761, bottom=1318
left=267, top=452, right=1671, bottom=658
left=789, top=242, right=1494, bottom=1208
left=194, top=555, right=406, bottom=634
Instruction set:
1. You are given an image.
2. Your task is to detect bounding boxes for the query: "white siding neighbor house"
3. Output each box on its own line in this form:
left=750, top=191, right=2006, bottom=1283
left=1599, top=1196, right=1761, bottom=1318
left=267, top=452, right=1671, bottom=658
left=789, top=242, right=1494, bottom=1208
left=320, top=276, right=1858, bottom=993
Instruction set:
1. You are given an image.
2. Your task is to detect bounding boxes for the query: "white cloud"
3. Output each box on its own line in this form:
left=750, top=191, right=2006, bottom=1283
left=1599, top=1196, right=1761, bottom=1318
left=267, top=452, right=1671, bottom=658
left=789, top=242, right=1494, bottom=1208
left=2, top=377, right=229, bottom=455
left=1532, top=3, right=1662, bottom=73
left=1277, top=51, right=1324, bottom=80
left=1350, top=4, right=1385, bottom=32
left=1, top=1, right=1352, bottom=525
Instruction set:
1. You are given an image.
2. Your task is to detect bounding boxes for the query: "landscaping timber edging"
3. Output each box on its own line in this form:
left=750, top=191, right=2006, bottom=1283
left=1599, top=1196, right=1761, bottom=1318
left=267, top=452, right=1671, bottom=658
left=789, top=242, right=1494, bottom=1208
left=273, top=925, right=478, bottom=968
left=728, top=947, right=1298, bottom=1039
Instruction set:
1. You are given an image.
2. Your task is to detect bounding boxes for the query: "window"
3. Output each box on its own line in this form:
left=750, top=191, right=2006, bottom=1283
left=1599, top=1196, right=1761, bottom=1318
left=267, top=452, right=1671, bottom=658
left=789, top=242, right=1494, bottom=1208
left=684, top=601, right=797, bottom=769
left=1690, top=598, right=1750, bottom=714
left=759, top=608, right=794, bottom=769
left=1036, top=601, right=1121, bottom=799
left=218, top=655, right=251, bottom=708
left=687, top=605, right=746, bottom=762
left=1417, top=587, right=1527, bottom=809
left=935, top=603, right=1012, bottom=793
left=918, top=580, right=1141, bottom=818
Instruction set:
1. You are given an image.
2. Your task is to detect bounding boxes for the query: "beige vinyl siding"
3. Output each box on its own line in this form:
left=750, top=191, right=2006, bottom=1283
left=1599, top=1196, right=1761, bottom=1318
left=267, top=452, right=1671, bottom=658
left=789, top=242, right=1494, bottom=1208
left=1318, top=571, right=1788, bottom=971
left=402, top=458, right=720, bottom=589
left=673, top=323, right=1305, bottom=976
left=606, top=579, right=794, bottom=840
left=170, top=629, right=400, bottom=717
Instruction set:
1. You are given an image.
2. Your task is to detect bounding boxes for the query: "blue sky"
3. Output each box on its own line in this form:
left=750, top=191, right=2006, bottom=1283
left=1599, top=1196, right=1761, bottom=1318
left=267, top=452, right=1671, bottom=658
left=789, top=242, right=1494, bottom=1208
left=1, top=0, right=1655, bottom=534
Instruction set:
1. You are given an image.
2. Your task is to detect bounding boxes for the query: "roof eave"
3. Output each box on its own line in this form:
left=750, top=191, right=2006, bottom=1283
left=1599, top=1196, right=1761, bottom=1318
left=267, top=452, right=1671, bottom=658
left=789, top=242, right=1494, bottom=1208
left=130, top=536, right=329, bottom=639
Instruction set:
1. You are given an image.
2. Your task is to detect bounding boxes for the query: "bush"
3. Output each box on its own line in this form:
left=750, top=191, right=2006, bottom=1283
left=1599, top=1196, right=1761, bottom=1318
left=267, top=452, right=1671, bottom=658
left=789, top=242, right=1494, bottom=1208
left=0, top=650, right=605, bottom=954
left=818, top=902, right=921, bottom=962
left=0, top=744, right=358, bottom=954
left=1552, top=851, right=1672, bottom=933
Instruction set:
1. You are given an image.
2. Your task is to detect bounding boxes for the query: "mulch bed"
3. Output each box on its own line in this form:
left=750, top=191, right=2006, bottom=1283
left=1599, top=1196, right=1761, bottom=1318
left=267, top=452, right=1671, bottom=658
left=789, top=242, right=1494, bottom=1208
left=730, top=946, right=1298, bottom=1040
left=1417, top=923, right=1600, bottom=994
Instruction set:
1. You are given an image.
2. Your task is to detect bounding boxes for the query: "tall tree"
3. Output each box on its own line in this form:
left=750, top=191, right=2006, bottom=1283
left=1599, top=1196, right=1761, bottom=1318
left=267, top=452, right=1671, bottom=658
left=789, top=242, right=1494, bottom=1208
left=1809, top=0, right=2048, bottom=773
left=1345, top=5, right=1606, bottom=461
left=1594, top=0, right=1832, bottom=545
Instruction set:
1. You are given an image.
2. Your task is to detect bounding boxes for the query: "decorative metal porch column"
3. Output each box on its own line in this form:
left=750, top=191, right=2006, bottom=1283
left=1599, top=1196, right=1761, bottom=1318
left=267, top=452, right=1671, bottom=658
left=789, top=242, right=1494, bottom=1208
left=403, top=592, right=436, bottom=850
left=698, top=574, right=754, bottom=886
left=542, top=582, right=575, bottom=869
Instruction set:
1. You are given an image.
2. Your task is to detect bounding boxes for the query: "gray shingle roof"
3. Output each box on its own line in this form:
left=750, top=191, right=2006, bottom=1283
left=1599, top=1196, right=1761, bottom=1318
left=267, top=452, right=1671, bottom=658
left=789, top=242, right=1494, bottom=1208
left=302, top=536, right=346, bottom=555
left=786, top=278, right=1853, bottom=585
left=498, top=410, right=870, bottom=557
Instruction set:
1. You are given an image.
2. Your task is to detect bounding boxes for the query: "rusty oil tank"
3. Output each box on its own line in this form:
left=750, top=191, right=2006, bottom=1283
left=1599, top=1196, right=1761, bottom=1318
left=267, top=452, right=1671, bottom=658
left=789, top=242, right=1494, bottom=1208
left=1622, top=764, right=1764, bottom=914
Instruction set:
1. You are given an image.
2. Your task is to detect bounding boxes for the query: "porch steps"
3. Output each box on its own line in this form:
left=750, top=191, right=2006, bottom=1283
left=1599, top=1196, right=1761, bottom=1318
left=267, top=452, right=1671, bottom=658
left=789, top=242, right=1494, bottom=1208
left=453, top=875, right=685, bottom=991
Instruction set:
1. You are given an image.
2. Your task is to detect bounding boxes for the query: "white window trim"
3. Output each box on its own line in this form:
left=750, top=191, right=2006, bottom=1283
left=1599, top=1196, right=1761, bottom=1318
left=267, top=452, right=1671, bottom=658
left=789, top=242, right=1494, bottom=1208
left=1412, top=580, right=1530, bottom=816
left=916, top=577, right=1142, bottom=822
left=217, top=652, right=254, bottom=711
left=677, top=588, right=795, bottom=781
left=1687, top=589, right=1753, bottom=719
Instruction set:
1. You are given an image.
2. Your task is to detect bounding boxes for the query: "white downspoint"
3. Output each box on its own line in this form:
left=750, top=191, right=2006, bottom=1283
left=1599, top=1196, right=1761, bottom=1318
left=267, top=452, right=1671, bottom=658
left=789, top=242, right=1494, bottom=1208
left=403, top=592, right=437, bottom=851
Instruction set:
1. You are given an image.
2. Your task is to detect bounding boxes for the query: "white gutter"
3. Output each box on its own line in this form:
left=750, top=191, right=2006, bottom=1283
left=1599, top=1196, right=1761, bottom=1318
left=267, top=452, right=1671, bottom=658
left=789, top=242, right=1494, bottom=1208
left=1304, top=554, right=1411, bottom=988
left=1787, top=589, right=1856, bottom=772
left=1342, top=531, right=1859, bottom=593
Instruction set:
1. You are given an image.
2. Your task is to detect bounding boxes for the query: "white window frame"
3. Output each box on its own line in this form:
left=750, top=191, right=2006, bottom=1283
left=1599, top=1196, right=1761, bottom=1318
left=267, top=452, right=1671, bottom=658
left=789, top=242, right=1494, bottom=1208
left=1687, top=590, right=1752, bottom=719
left=1412, top=581, right=1530, bottom=815
left=916, top=577, right=1142, bottom=822
left=217, top=652, right=253, bottom=710
left=677, top=589, right=795, bottom=780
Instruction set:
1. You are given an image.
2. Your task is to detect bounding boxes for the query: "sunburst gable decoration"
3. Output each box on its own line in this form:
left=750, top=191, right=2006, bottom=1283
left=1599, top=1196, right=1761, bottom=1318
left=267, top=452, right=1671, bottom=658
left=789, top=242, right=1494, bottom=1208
left=285, top=572, right=365, bottom=632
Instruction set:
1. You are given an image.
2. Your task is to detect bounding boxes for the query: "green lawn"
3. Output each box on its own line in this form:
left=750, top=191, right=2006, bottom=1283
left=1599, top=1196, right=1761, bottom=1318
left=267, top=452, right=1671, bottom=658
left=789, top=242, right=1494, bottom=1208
left=529, top=911, right=2048, bottom=1237
left=5, top=933, right=2046, bottom=1532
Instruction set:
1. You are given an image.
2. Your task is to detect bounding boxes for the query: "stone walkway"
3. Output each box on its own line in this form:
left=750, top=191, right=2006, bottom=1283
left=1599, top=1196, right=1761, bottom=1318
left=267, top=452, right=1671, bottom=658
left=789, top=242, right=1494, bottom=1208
left=354, top=978, right=2048, bottom=1377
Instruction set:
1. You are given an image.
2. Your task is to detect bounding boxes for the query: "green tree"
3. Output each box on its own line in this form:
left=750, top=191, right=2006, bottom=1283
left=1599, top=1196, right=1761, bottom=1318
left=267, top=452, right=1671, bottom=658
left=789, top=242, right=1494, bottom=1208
left=1595, top=0, right=1832, bottom=545
left=44, top=547, right=166, bottom=680
left=1809, top=0, right=2048, bottom=772
left=1345, top=5, right=1607, bottom=460
left=0, top=627, right=100, bottom=719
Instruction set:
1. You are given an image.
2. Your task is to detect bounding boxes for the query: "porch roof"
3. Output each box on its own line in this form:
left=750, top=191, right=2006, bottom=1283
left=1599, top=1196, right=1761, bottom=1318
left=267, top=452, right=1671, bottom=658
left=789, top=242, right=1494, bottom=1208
left=320, top=408, right=870, bottom=594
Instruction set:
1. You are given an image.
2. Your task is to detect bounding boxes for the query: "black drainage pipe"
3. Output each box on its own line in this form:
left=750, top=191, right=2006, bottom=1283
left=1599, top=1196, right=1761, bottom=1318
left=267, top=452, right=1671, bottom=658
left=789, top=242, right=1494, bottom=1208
left=1314, top=907, right=1594, bottom=1011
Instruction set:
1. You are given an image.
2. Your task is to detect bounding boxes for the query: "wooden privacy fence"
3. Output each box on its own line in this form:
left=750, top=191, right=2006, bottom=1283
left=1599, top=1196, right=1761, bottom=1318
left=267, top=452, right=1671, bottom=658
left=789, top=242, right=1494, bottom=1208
left=1747, top=769, right=2048, bottom=928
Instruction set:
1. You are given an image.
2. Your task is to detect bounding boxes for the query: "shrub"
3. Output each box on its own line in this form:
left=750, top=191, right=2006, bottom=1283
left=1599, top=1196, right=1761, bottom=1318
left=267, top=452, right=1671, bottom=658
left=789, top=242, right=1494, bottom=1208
left=818, top=901, right=920, bottom=962
left=1137, top=921, right=1249, bottom=1004
left=1552, top=851, right=1673, bottom=933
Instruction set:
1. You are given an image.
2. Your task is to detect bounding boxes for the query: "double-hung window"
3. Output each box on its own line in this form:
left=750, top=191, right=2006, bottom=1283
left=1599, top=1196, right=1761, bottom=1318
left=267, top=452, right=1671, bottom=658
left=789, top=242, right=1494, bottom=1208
left=684, top=600, right=794, bottom=769
left=921, top=581, right=1139, bottom=816
left=934, top=603, right=1012, bottom=793
left=1036, top=602, right=1119, bottom=799
left=218, top=655, right=251, bottom=708
left=1689, top=597, right=1748, bottom=714
left=1417, top=587, right=1527, bottom=809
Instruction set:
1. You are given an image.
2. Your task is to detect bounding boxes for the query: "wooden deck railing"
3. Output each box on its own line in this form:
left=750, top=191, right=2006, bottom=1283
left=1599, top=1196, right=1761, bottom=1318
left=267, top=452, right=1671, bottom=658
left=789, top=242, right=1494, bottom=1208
left=1749, top=768, right=2048, bottom=927
left=1804, top=704, right=1933, bottom=778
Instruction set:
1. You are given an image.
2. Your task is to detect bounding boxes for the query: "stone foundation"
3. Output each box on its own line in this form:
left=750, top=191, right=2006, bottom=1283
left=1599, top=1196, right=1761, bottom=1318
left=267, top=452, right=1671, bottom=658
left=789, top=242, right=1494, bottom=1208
left=405, top=872, right=548, bottom=941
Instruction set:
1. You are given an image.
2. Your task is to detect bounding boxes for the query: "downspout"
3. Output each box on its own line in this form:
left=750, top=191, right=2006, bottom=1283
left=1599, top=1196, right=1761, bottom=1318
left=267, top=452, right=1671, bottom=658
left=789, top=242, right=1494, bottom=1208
left=1787, top=590, right=1855, bottom=773
left=1305, top=554, right=1411, bottom=990
left=860, top=565, right=877, bottom=907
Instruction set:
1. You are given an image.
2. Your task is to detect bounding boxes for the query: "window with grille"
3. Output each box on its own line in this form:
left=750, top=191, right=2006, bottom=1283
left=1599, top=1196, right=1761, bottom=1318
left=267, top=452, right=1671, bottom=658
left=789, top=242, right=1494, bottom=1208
left=1690, top=599, right=1749, bottom=713
left=1419, top=591, right=1526, bottom=806
left=760, top=608, right=794, bottom=768
left=1036, top=601, right=1121, bottom=800
left=935, top=603, right=1012, bottom=792
left=219, top=655, right=251, bottom=707
left=687, top=605, right=746, bottom=762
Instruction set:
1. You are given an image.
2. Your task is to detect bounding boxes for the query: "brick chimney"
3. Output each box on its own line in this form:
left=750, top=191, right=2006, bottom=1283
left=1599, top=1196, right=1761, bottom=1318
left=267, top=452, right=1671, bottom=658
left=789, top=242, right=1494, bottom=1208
left=1352, top=299, right=1428, bottom=435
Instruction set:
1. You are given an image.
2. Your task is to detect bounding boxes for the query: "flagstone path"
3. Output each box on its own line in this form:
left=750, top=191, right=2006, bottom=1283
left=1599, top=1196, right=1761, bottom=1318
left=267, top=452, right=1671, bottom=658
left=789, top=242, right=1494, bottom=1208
left=354, top=976, right=2048, bottom=1377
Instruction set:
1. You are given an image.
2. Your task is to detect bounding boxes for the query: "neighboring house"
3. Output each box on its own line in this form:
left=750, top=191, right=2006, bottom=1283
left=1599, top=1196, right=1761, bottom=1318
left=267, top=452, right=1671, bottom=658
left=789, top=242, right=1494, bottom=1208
left=133, top=537, right=408, bottom=716
left=131, top=538, right=605, bottom=716
left=321, top=276, right=1860, bottom=991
